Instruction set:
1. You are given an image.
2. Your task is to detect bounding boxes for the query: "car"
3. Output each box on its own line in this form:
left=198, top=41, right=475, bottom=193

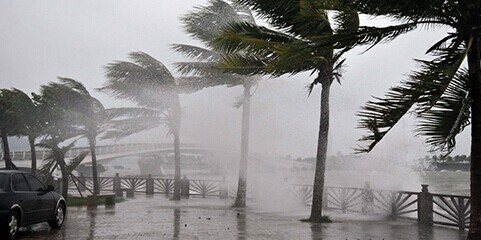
left=0, top=170, right=66, bottom=239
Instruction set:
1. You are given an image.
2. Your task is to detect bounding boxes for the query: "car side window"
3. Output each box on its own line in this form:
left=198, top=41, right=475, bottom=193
left=23, top=174, right=46, bottom=191
left=0, top=173, right=6, bottom=192
left=12, top=174, right=30, bottom=192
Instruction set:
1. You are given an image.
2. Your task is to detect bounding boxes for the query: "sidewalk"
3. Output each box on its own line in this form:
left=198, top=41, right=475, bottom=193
left=18, top=194, right=466, bottom=240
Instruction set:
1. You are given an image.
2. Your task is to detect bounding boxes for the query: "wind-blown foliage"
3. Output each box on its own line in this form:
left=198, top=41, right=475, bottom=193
left=175, top=0, right=260, bottom=208
left=101, top=51, right=184, bottom=200
left=357, top=41, right=470, bottom=153
left=213, top=0, right=359, bottom=221
left=311, top=0, right=481, bottom=238
left=45, top=77, right=109, bottom=196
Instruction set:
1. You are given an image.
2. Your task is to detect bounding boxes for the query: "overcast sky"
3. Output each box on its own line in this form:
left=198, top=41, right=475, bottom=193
left=0, top=1, right=471, bottom=160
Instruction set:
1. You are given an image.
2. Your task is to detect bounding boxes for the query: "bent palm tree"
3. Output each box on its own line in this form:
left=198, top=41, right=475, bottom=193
left=213, top=0, right=358, bottom=221
left=311, top=1, right=481, bottom=237
left=34, top=82, right=85, bottom=198
left=174, top=0, right=257, bottom=207
left=7, top=89, right=43, bottom=175
left=101, top=52, right=183, bottom=200
left=0, top=89, right=27, bottom=170
left=45, top=78, right=108, bottom=196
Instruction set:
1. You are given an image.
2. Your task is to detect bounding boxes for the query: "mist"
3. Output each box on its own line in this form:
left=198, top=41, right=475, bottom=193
left=0, top=0, right=471, bottom=210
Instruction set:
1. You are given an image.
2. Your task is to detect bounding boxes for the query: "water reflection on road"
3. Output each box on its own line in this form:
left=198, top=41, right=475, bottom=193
left=15, top=195, right=465, bottom=240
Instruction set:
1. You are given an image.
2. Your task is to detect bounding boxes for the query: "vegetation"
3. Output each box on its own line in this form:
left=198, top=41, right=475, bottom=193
left=213, top=0, right=358, bottom=222
left=308, top=0, right=481, bottom=237
left=3, top=2, right=481, bottom=237
left=176, top=0, right=258, bottom=208
left=101, top=52, right=184, bottom=200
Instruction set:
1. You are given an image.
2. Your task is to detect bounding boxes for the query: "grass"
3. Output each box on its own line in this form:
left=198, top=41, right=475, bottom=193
left=66, top=195, right=124, bottom=206
left=300, top=215, right=332, bottom=223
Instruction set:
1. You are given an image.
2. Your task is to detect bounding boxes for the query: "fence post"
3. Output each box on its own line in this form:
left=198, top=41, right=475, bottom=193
left=113, top=173, right=121, bottom=197
left=146, top=174, right=154, bottom=195
left=418, top=184, right=433, bottom=226
left=361, top=182, right=374, bottom=215
left=220, top=176, right=228, bottom=199
left=458, top=197, right=466, bottom=231
left=78, top=173, right=86, bottom=192
left=181, top=175, right=190, bottom=198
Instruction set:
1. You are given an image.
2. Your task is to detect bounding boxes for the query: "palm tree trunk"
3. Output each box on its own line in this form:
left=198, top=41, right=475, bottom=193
left=172, top=100, right=182, bottom=201
left=234, top=84, right=251, bottom=208
left=29, top=135, right=37, bottom=175
left=467, top=34, right=481, bottom=240
left=309, top=73, right=332, bottom=222
left=53, top=146, right=69, bottom=199
left=1, top=131, right=16, bottom=169
left=89, top=136, right=100, bottom=195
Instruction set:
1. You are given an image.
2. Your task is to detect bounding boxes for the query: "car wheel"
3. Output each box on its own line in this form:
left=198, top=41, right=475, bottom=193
left=1, top=211, right=19, bottom=239
left=48, top=203, right=65, bottom=229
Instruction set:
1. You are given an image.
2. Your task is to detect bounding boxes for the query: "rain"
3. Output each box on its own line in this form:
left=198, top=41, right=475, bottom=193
left=0, top=1, right=478, bottom=239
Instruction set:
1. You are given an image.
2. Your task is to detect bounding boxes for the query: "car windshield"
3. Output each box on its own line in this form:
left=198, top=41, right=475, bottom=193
left=0, top=173, right=6, bottom=192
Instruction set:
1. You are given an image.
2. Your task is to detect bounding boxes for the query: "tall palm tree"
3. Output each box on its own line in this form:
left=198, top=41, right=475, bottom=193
left=174, top=0, right=258, bottom=208
left=310, top=1, right=481, bottom=237
left=213, top=0, right=358, bottom=221
left=101, top=52, right=184, bottom=200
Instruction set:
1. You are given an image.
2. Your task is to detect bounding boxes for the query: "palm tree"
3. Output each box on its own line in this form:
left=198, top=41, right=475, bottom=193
left=174, top=0, right=258, bottom=208
left=33, top=82, right=85, bottom=198
left=309, top=1, right=481, bottom=237
left=45, top=78, right=108, bottom=196
left=7, top=89, right=44, bottom=175
left=213, top=0, right=358, bottom=221
left=101, top=52, right=184, bottom=200
left=0, top=89, right=25, bottom=170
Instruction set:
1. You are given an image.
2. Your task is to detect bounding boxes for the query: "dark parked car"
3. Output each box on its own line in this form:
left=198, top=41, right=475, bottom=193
left=0, top=170, right=66, bottom=239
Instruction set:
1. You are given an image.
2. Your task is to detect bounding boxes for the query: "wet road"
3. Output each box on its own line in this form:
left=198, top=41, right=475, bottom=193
left=17, top=195, right=466, bottom=240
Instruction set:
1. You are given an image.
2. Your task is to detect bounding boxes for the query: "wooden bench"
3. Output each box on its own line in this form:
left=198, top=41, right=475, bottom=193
left=86, top=194, right=116, bottom=206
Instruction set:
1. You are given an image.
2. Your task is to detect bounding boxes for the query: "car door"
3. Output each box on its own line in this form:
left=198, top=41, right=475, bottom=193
left=11, top=173, right=38, bottom=225
left=23, top=173, right=55, bottom=223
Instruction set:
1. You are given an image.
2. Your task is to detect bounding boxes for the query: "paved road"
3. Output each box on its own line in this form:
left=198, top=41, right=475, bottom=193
left=17, top=194, right=466, bottom=240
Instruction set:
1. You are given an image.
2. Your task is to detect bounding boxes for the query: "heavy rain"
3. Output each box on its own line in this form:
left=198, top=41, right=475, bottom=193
left=0, top=1, right=478, bottom=239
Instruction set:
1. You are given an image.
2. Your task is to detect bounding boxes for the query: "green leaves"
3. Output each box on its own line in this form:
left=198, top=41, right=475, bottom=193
left=417, top=69, right=471, bottom=153
left=356, top=37, right=470, bottom=153
left=176, top=0, right=259, bottom=95
left=103, top=51, right=178, bottom=109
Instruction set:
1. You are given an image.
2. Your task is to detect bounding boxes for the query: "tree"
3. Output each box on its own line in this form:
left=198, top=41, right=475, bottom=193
left=174, top=0, right=258, bottom=208
left=101, top=52, right=184, bottom=200
left=312, top=0, right=481, bottom=237
left=7, top=89, right=44, bottom=175
left=213, top=0, right=358, bottom=221
left=34, top=82, right=85, bottom=198
left=46, top=78, right=108, bottom=196
left=0, top=89, right=26, bottom=170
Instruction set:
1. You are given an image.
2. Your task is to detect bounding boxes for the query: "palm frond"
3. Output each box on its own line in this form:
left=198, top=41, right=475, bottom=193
left=105, top=107, right=163, bottom=120
left=172, top=44, right=220, bottom=61
left=102, top=116, right=162, bottom=140
left=67, top=151, right=89, bottom=173
left=356, top=38, right=469, bottom=153
left=102, top=52, right=178, bottom=109
left=213, top=21, right=295, bottom=55
left=417, top=69, right=471, bottom=153
left=177, top=75, right=245, bottom=94
left=234, top=0, right=332, bottom=37
left=181, top=0, right=243, bottom=44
